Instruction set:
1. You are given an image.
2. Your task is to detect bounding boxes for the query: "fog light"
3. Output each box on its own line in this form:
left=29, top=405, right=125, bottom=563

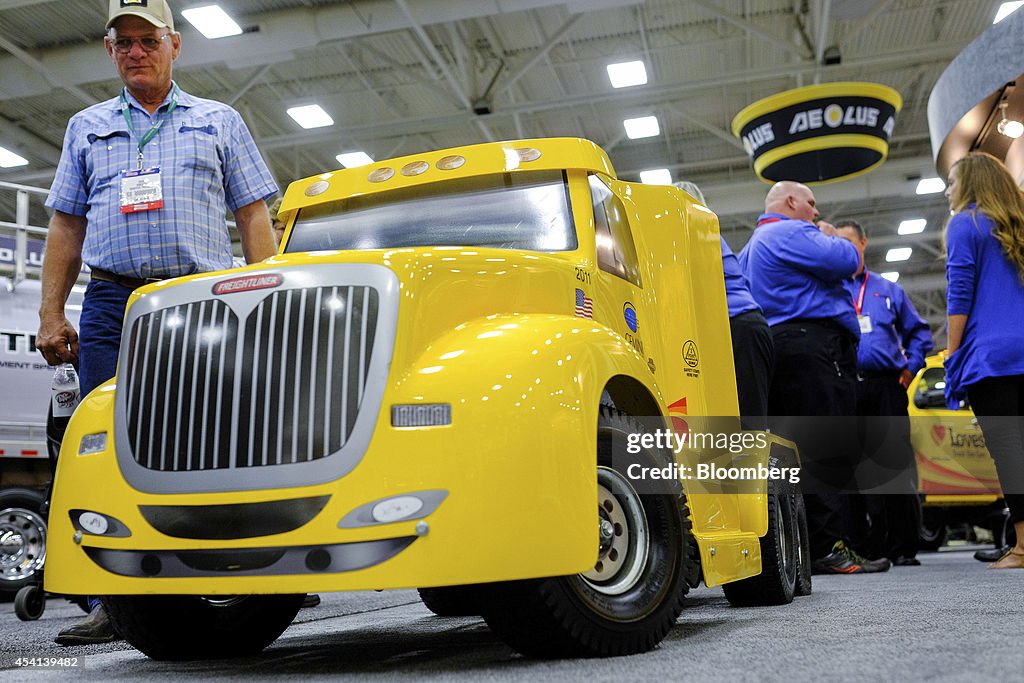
left=78, top=432, right=107, bottom=455
left=69, top=509, right=131, bottom=537
left=372, top=496, right=424, bottom=523
left=391, top=404, right=451, bottom=427
left=78, top=511, right=109, bottom=535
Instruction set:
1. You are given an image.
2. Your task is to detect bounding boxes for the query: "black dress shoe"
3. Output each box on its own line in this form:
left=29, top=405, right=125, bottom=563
left=893, top=556, right=921, bottom=566
left=975, top=545, right=1011, bottom=563
left=55, top=604, right=120, bottom=646
left=302, top=594, right=321, bottom=608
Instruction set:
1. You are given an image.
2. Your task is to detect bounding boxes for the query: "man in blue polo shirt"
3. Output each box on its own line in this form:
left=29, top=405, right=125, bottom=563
left=835, top=220, right=932, bottom=566
left=37, top=0, right=278, bottom=644
left=740, top=181, right=890, bottom=574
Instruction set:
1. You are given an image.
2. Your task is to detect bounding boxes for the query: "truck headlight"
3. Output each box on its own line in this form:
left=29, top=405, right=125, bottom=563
left=78, top=432, right=107, bottom=455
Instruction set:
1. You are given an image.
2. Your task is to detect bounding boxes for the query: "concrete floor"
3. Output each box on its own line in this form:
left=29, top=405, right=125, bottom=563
left=1, top=549, right=1020, bottom=682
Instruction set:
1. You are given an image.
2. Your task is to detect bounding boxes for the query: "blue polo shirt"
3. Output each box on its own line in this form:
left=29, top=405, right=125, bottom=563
left=738, top=213, right=861, bottom=337
left=944, top=207, right=1024, bottom=405
left=46, top=82, right=277, bottom=279
left=721, top=236, right=760, bottom=318
left=843, top=270, right=932, bottom=373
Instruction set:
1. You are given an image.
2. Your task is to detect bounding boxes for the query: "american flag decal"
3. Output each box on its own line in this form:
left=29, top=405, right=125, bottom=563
left=575, top=288, right=593, bottom=319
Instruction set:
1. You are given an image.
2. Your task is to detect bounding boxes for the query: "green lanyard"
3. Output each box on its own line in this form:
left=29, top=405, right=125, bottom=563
left=120, top=84, right=179, bottom=169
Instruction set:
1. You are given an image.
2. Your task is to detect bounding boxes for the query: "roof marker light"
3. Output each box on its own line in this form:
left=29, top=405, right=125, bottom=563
left=436, top=155, right=466, bottom=170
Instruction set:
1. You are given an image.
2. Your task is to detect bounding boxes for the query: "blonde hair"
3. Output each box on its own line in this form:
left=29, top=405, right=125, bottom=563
left=948, top=152, right=1024, bottom=280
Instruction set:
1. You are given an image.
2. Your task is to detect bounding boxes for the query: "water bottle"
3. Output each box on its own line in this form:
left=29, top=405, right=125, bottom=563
left=51, top=363, right=81, bottom=419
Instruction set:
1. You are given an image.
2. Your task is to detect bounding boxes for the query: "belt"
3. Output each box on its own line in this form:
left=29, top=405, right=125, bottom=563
left=90, top=267, right=164, bottom=290
left=775, top=317, right=847, bottom=333
left=773, top=317, right=859, bottom=342
left=859, top=369, right=902, bottom=380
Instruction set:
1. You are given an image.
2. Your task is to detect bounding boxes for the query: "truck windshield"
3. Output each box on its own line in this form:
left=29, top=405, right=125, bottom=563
left=286, top=170, right=577, bottom=253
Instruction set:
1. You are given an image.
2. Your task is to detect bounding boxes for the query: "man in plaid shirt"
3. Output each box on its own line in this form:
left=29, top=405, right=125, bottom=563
left=37, top=0, right=278, bottom=645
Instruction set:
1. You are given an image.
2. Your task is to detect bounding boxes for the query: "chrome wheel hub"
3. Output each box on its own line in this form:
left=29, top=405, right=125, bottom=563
left=0, top=507, right=47, bottom=583
left=581, top=466, right=649, bottom=595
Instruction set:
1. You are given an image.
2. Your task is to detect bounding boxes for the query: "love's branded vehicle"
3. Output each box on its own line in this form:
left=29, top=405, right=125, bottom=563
left=908, top=353, right=1007, bottom=547
left=46, top=138, right=807, bottom=660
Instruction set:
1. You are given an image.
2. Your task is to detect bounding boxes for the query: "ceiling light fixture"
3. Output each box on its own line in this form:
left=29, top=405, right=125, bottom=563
left=0, top=145, right=29, bottom=168
left=880, top=271, right=900, bottom=283
left=994, top=1, right=1023, bottom=23
left=182, top=4, right=243, bottom=39
left=886, top=247, right=913, bottom=262
left=915, top=177, right=945, bottom=195
left=287, top=105, right=334, bottom=129
left=336, top=152, right=374, bottom=168
left=607, top=61, right=648, bottom=88
left=639, top=168, right=672, bottom=185
left=997, top=101, right=1024, bottom=138
left=624, top=116, right=660, bottom=139
left=897, top=218, right=927, bottom=235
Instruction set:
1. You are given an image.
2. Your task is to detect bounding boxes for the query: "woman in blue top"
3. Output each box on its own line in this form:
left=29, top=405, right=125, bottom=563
left=944, top=152, right=1024, bottom=569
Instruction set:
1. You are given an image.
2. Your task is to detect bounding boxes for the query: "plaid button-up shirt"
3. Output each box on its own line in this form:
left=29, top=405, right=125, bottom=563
left=46, top=82, right=277, bottom=279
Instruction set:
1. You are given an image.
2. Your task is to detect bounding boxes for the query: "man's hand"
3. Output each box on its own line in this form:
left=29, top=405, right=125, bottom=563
left=898, top=368, right=914, bottom=389
left=816, top=219, right=838, bottom=236
left=37, top=210, right=86, bottom=366
left=36, top=315, right=79, bottom=366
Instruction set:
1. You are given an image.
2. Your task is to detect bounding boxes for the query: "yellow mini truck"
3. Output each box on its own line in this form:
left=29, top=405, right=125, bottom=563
left=46, top=138, right=807, bottom=660
left=908, top=353, right=1008, bottom=548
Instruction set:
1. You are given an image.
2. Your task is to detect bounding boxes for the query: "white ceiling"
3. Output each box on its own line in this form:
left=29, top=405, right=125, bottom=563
left=0, top=0, right=1010, bottom=341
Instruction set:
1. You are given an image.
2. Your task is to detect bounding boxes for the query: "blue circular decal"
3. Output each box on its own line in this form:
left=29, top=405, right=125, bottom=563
left=623, top=302, right=638, bottom=333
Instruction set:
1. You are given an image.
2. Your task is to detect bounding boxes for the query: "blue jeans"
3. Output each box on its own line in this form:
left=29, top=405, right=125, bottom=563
left=79, top=280, right=133, bottom=399
left=79, top=280, right=133, bottom=613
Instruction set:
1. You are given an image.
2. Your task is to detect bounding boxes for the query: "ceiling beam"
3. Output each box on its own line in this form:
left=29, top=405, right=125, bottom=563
left=0, top=31, right=97, bottom=106
left=498, top=14, right=582, bottom=95
left=0, top=0, right=628, bottom=101
left=691, top=0, right=811, bottom=60
left=665, top=103, right=745, bottom=151
left=247, top=42, right=958, bottom=155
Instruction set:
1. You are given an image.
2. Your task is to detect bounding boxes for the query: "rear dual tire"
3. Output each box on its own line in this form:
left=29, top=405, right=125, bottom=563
left=722, top=478, right=801, bottom=606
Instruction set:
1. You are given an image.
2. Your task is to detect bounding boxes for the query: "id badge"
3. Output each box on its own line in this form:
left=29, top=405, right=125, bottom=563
left=120, top=167, right=163, bottom=213
left=858, top=314, right=873, bottom=334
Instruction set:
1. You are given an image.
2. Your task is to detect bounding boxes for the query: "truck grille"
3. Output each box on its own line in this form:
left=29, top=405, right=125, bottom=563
left=123, top=286, right=379, bottom=473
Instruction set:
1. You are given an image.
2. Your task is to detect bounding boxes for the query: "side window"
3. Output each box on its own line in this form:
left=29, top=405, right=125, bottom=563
left=914, top=367, right=948, bottom=409
left=589, top=175, right=642, bottom=288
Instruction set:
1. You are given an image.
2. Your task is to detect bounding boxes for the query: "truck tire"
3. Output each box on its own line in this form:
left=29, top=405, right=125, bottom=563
left=919, top=507, right=947, bottom=551
left=0, top=487, right=47, bottom=598
left=793, top=491, right=812, bottom=597
left=722, top=478, right=797, bottom=606
left=479, top=406, right=692, bottom=658
left=417, top=587, right=480, bottom=617
left=103, top=594, right=305, bottom=660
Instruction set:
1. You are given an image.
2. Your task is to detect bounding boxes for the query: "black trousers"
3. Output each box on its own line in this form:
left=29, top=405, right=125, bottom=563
left=849, top=373, right=922, bottom=560
left=967, top=374, right=1024, bottom=525
left=730, top=310, right=774, bottom=432
left=768, top=320, right=859, bottom=558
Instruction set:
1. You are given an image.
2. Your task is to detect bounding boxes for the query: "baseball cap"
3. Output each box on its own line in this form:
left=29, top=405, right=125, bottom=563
left=106, top=0, right=175, bottom=32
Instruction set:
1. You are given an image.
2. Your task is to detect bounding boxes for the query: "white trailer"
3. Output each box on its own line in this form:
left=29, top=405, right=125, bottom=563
left=0, top=276, right=83, bottom=596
